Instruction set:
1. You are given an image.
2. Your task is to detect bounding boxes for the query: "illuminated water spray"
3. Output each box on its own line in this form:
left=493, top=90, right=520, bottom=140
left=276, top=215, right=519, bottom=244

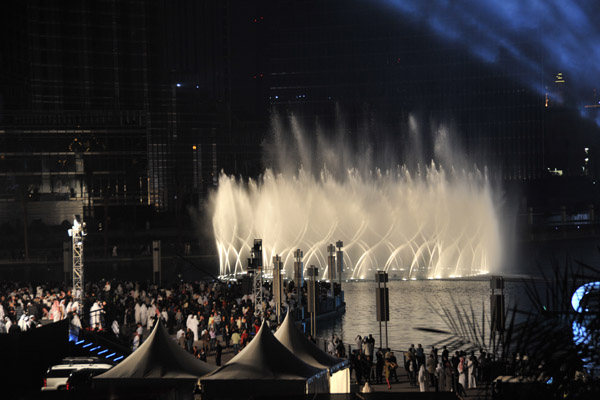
left=211, top=115, right=502, bottom=280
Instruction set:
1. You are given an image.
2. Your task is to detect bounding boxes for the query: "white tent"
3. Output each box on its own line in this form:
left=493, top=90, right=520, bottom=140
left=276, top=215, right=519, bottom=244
left=200, top=321, right=328, bottom=399
left=274, top=312, right=351, bottom=393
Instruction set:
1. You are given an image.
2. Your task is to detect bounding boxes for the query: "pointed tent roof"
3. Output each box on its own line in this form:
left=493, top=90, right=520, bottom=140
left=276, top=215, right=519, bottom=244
left=95, top=320, right=213, bottom=380
left=201, top=321, right=326, bottom=382
left=274, top=312, right=348, bottom=372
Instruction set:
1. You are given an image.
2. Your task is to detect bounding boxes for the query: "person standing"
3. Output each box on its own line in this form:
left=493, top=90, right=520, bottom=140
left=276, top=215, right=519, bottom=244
left=362, top=341, right=373, bottom=382
left=436, top=361, right=445, bottom=392
left=215, top=341, right=223, bottom=366
left=416, top=344, right=425, bottom=369
left=389, top=352, right=399, bottom=383
left=186, top=328, right=195, bottom=353
left=443, top=361, right=453, bottom=392
left=441, top=346, right=449, bottom=363
left=354, top=353, right=364, bottom=385
left=418, top=364, right=429, bottom=392
left=406, top=352, right=417, bottom=386
left=355, top=335, right=362, bottom=353
left=335, top=339, right=346, bottom=358
left=140, top=302, right=148, bottom=327
left=384, top=355, right=396, bottom=389
left=458, top=356, right=467, bottom=391
left=134, top=301, right=142, bottom=324
left=328, top=337, right=336, bottom=355
left=240, top=329, right=249, bottom=348
left=132, top=332, right=140, bottom=351
left=467, top=352, right=478, bottom=388
left=231, top=329, right=241, bottom=354
left=90, top=300, right=103, bottom=329
left=223, top=323, right=231, bottom=348
left=177, top=328, right=186, bottom=348
left=187, top=314, right=199, bottom=342
left=375, top=348, right=384, bottom=384
left=426, top=353, right=437, bottom=389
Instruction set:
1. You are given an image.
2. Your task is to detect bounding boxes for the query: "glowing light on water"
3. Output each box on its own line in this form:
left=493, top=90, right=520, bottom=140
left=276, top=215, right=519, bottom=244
left=211, top=164, right=501, bottom=280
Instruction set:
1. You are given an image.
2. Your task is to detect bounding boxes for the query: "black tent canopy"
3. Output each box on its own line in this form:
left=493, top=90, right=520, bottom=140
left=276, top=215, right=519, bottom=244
left=93, top=321, right=213, bottom=385
left=200, top=321, right=328, bottom=399
left=274, top=312, right=350, bottom=393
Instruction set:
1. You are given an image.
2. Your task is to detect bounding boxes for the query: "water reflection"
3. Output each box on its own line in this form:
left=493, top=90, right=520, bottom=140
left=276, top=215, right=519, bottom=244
left=317, top=280, right=528, bottom=352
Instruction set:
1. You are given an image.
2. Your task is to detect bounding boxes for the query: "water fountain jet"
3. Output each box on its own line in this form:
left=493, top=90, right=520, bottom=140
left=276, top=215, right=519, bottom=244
left=210, top=115, right=502, bottom=280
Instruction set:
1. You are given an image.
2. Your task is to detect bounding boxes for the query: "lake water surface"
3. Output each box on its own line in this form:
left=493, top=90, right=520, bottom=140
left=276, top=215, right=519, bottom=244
left=316, top=279, right=533, bottom=352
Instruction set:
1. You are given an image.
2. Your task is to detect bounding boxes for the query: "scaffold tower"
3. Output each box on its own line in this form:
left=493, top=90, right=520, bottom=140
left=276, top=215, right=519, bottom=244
left=68, top=217, right=86, bottom=314
left=249, top=239, right=263, bottom=318
left=253, top=266, right=263, bottom=318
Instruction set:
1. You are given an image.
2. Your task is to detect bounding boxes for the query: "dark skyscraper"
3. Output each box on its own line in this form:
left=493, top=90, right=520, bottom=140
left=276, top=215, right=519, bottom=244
left=1, top=0, right=598, bottom=239
left=0, top=1, right=231, bottom=229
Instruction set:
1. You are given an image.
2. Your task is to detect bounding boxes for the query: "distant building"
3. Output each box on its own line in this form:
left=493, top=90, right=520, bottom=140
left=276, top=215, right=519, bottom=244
left=0, top=0, right=230, bottom=227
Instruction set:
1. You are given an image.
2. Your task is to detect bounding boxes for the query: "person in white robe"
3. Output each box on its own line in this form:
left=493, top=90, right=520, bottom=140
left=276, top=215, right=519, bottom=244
left=187, top=314, right=199, bottom=342
left=458, top=357, right=467, bottom=391
left=418, top=364, right=429, bottom=392
left=90, top=300, right=102, bottom=329
left=132, top=332, right=140, bottom=351
left=71, top=313, right=82, bottom=330
left=112, top=320, right=120, bottom=337
left=134, top=302, right=142, bottom=324
left=59, top=300, right=66, bottom=320
left=65, top=300, right=73, bottom=315
left=50, top=300, right=61, bottom=322
left=146, top=303, right=156, bottom=329
left=467, top=354, right=477, bottom=388
left=140, top=303, right=148, bottom=327
left=18, top=315, right=29, bottom=332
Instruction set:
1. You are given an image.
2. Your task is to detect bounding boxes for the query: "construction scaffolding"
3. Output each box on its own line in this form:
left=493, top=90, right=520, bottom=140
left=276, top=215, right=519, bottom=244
left=68, top=216, right=86, bottom=314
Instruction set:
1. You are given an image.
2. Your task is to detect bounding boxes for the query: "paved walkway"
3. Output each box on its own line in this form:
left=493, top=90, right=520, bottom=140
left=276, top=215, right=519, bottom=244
left=193, top=339, right=490, bottom=397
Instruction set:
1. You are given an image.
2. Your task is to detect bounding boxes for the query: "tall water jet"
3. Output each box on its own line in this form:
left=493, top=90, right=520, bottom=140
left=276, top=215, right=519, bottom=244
left=210, top=114, right=502, bottom=280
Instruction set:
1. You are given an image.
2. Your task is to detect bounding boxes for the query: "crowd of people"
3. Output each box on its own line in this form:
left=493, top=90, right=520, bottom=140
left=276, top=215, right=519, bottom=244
left=322, top=332, right=490, bottom=394
left=0, top=281, right=78, bottom=333
left=0, top=279, right=291, bottom=359
left=343, top=336, right=488, bottom=393
left=2, top=278, right=497, bottom=395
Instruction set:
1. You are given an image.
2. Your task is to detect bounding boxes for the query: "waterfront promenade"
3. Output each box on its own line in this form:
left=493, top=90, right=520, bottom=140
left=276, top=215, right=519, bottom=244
left=189, top=331, right=490, bottom=398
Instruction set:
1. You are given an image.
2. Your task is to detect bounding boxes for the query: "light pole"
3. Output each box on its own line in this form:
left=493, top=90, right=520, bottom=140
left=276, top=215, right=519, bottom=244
left=327, top=244, right=336, bottom=297
left=491, top=275, right=505, bottom=356
left=307, top=265, right=319, bottom=337
left=273, top=254, right=283, bottom=324
left=293, top=249, right=303, bottom=321
left=376, top=270, right=389, bottom=349
left=336, top=240, right=344, bottom=289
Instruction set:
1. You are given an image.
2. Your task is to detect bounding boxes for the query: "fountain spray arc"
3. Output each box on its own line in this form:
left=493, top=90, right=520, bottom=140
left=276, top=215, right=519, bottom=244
left=211, top=116, right=502, bottom=280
